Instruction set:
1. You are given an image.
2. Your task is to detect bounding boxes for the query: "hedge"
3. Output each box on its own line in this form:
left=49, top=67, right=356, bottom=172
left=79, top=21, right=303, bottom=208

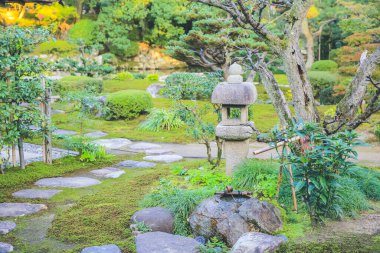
left=308, top=71, right=339, bottom=97
left=113, top=71, right=134, bottom=81
left=311, top=60, right=338, bottom=71
left=105, top=90, right=153, bottom=120
left=54, top=76, right=103, bottom=95
left=33, top=40, right=78, bottom=56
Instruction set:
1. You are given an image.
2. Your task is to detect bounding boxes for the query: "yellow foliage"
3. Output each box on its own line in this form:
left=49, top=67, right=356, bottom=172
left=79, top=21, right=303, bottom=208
left=306, top=5, right=319, bottom=19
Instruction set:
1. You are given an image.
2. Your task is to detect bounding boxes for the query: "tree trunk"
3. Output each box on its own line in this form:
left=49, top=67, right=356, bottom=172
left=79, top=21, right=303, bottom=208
left=254, top=61, right=292, bottom=126
left=18, top=136, right=25, bottom=169
left=246, top=69, right=256, bottom=82
left=215, top=136, right=223, bottom=167
left=76, top=0, right=84, bottom=17
left=282, top=41, right=319, bottom=122
left=302, top=18, right=314, bottom=69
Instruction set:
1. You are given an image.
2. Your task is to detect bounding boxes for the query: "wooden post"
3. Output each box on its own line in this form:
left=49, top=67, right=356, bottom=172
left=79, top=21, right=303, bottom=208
left=18, top=136, right=25, bottom=169
left=41, top=79, right=52, bottom=164
left=286, top=144, right=298, bottom=212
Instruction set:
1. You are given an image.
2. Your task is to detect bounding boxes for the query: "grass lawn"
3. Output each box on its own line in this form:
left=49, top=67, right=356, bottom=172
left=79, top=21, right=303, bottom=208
left=103, top=79, right=157, bottom=93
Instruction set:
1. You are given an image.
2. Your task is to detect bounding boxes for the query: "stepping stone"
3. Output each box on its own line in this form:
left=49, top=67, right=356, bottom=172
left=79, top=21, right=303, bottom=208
left=51, top=109, right=65, bottom=115
left=114, top=160, right=156, bottom=169
left=84, top=131, right=108, bottom=139
left=0, top=242, right=13, bottom=252
left=35, top=177, right=101, bottom=188
left=90, top=167, right=125, bottom=179
left=53, top=129, right=77, bottom=136
left=91, top=138, right=132, bottom=149
left=0, top=221, right=16, bottom=235
left=81, top=244, right=121, bottom=253
left=145, top=149, right=172, bottom=155
left=129, top=143, right=162, bottom=151
left=143, top=155, right=183, bottom=163
left=0, top=203, right=47, bottom=218
left=135, top=232, right=200, bottom=253
left=12, top=189, right=62, bottom=199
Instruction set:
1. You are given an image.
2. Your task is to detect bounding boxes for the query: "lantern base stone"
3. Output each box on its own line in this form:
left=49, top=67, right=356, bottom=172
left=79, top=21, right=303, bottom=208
left=224, top=140, right=250, bottom=176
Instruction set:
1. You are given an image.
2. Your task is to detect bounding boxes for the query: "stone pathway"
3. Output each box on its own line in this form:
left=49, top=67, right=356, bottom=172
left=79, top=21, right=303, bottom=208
left=12, top=189, right=62, bottom=200
left=144, top=155, right=183, bottom=163
left=90, top=167, right=125, bottom=179
left=0, top=222, right=16, bottom=235
left=35, top=177, right=101, bottom=188
left=91, top=138, right=132, bottom=149
left=0, top=242, right=13, bottom=252
left=84, top=131, right=108, bottom=139
left=82, top=244, right=121, bottom=253
left=114, top=160, right=156, bottom=169
left=0, top=203, right=47, bottom=218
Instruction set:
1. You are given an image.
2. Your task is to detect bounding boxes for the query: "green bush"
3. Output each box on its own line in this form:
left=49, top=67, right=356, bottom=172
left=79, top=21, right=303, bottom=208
left=105, top=90, right=153, bottom=120
left=319, top=86, right=344, bottom=105
left=140, top=180, right=214, bottom=235
left=347, top=166, right=380, bottom=201
left=132, top=73, right=147, bottom=79
left=139, top=108, right=184, bottom=131
left=232, top=159, right=279, bottom=199
left=308, top=71, right=338, bottom=96
left=311, top=60, right=338, bottom=71
left=54, top=76, right=103, bottom=94
left=109, top=40, right=140, bottom=58
left=113, top=71, right=134, bottom=81
left=33, top=40, right=78, bottom=56
left=68, top=19, right=96, bottom=46
left=101, top=53, right=118, bottom=65
left=375, top=124, right=380, bottom=141
left=164, top=72, right=222, bottom=100
left=146, top=73, right=159, bottom=81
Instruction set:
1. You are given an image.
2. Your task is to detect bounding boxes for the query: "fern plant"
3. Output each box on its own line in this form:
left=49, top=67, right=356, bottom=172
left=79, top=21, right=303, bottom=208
left=139, top=109, right=184, bottom=131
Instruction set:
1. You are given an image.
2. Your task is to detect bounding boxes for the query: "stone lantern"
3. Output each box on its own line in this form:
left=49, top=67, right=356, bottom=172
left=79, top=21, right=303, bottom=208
left=211, top=63, right=257, bottom=176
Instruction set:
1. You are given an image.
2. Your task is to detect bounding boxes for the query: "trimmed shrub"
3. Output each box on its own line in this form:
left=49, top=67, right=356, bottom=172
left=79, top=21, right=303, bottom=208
left=101, top=53, right=118, bottom=65
left=319, top=86, right=344, bottom=105
left=105, top=90, right=153, bottom=120
left=33, top=40, right=78, bottom=56
left=146, top=73, right=159, bottom=81
left=308, top=71, right=339, bottom=97
left=113, top=71, right=134, bottom=81
left=311, top=60, right=338, bottom=71
left=68, top=19, right=96, bottom=46
left=109, top=40, right=140, bottom=58
left=139, top=109, right=184, bottom=131
left=54, top=76, right=103, bottom=95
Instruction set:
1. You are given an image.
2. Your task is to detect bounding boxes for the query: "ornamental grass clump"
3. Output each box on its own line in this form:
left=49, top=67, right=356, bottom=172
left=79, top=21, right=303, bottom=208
left=139, top=108, right=184, bottom=131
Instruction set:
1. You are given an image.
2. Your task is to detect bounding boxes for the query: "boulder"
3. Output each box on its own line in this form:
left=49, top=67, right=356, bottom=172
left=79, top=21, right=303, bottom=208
left=231, top=232, right=286, bottom=253
left=135, top=232, right=200, bottom=253
left=189, top=196, right=282, bottom=246
left=131, top=207, right=174, bottom=233
left=146, top=84, right=165, bottom=98
left=143, top=155, right=183, bottom=163
left=81, top=244, right=121, bottom=253
left=0, top=222, right=16, bottom=235
left=0, top=242, right=13, bottom=253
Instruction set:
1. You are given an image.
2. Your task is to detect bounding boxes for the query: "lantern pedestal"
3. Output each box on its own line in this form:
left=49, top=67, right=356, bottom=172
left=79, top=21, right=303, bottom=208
left=223, top=140, right=250, bottom=176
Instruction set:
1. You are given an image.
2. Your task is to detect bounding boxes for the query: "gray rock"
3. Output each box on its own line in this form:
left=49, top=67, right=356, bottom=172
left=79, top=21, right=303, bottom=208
left=131, top=207, right=174, bottom=233
left=0, top=203, right=47, bottom=218
left=91, top=138, right=132, bottom=149
left=145, top=149, right=172, bottom=155
left=238, top=198, right=283, bottom=234
left=0, top=222, right=16, bottom=235
left=0, top=242, right=13, bottom=253
left=129, top=143, right=162, bottom=151
left=35, top=177, right=101, bottom=188
left=81, top=244, right=121, bottom=253
left=135, top=232, right=200, bottom=253
left=114, top=160, right=156, bottom=169
left=230, top=232, right=286, bottom=253
left=143, top=155, right=183, bottom=163
left=84, top=131, right=108, bottom=139
left=53, top=129, right=77, bottom=136
left=12, top=189, right=62, bottom=199
left=90, top=167, right=125, bottom=179
left=51, top=110, right=65, bottom=115
left=146, top=84, right=165, bottom=98
left=189, top=196, right=282, bottom=246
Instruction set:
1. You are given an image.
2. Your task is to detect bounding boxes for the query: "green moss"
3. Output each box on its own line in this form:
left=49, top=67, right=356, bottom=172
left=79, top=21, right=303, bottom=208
left=103, top=79, right=156, bottom=93
left=113, top=71, right=134, bottom=81
left=54, top=76, right=103, bottom=94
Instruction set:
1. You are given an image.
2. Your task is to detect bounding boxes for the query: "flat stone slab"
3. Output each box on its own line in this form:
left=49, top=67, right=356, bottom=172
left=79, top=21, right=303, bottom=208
left=51, top=109, right=65, bottom=115
left=90, top=167, right=125, bottom=179
left=143, top=155, right=183, bottom=163
left=0, top=222, right=16, bottom=235
left=129, top=143, right=162, bottom=151
left=135, top=232, right=200, bottom=253
left=82, top=244, right=121, bottom=253
left=12, top=189, right=62, bottom=199
left=0, top=203, right=47, bottom=217
left=53, top=129, right=77, bottom=136
left=114, top=160, right=156, bottom=169
left=0, top=242, right=13, bottom=252
left=35, top=177, right=101, bottom=188
left=84, top=131, right=108, bottom=139
left=91, top=138, right=132, bottom=149
left=145, top=149, right=172, bottom=155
